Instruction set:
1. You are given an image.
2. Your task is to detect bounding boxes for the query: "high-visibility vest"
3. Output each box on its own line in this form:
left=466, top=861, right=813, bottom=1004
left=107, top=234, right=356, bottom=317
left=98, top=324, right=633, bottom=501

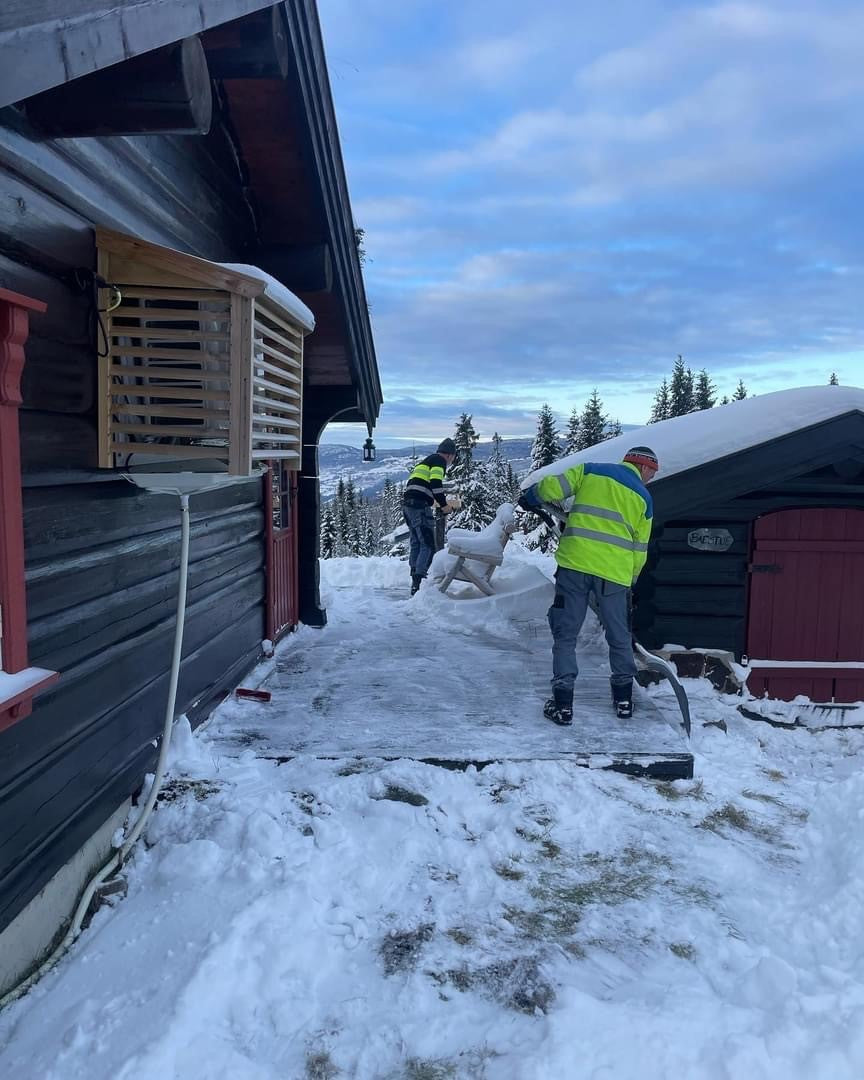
left=404, top=453, right=447, bottom=505
left=535, top=461, right=652, bottom=585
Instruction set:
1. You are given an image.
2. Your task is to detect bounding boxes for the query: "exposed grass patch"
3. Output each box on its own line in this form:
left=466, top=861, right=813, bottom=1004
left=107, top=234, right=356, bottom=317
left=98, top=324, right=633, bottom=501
left=380, top=924, right=435, bottom=975
left=446, top=928, right=473, bottom=947
left=432, top=955, right=555, bottom=1015
left=403, top=1058, right=457, bottom=1080
left=157, top=778, right=222, bottom=804
left=306, top=1050, right=339, bottom=1079
left=494, top=861, right=524, bottom=881
left=669, top=942, right=696, bottom=961
left=742, top=788, right=785, bottom=808
left=763, top=768, right=786, bottom=782
left=653, top=779, right=706, bottom=802
left=699, top=802, right=782, bottom=843
left=375, top=785, right=428, bottom=807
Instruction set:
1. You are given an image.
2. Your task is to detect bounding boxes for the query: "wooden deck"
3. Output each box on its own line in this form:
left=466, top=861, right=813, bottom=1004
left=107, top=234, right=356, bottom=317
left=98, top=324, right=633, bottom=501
left=207, top=589, right=693, bottom=780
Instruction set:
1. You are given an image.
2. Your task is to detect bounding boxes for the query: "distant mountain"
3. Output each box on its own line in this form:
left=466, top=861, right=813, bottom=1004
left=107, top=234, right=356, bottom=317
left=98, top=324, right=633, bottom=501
left=319, top=438, right=534, bottom=499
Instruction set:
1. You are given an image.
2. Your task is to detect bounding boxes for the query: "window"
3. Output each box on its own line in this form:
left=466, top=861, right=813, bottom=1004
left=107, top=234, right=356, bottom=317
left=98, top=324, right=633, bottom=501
left=0, top=287, right=58, bottom=731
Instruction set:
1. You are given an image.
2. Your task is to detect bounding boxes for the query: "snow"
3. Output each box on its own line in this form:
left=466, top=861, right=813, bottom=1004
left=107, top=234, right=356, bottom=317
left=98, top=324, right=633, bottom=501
left=219, top=262, right=316, bottom=331
left=523, top=384, right=864, bottom=488
left=2, top=556, right=864, bottom=1079
left=0, top=666, right=55, bottom=704
left=445, top=502, right=515, bottom=557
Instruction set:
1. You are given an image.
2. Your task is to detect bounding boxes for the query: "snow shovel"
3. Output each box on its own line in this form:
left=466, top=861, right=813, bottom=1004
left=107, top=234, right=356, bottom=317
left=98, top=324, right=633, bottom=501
left=535, top=505, right=691, bottom=738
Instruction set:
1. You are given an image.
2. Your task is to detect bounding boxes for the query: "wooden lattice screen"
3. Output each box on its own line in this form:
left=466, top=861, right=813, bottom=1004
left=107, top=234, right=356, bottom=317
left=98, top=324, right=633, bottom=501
left=96, top=229, right=309, bottom=475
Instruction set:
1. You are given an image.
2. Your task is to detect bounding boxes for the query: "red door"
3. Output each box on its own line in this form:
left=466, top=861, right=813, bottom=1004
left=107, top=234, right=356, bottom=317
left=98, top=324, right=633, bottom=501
left=747, top=508, right=864, bottom=702
left=265, top=463, right=299, bottom=642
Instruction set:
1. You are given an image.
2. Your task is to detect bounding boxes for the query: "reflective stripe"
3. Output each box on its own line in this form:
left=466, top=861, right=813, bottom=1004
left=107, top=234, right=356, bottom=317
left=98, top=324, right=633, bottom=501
left=571, top=503, right=626, bottom=525
left=563, top=526, right=638, bottom=551
left=554, top=473, right=573, bottom=499
left=429, top=467, right=445, bottom=480
left=405, top=483, right=433, bottom=497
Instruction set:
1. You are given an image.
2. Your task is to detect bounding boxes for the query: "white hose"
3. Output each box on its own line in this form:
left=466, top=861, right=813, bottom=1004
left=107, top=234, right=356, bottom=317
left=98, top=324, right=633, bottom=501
left=0, top=494, right=192, bottom=1009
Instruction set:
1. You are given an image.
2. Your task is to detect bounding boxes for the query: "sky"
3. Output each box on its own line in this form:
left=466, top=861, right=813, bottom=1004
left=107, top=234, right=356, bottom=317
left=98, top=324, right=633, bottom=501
left=318, top=0, right=864, bottom=447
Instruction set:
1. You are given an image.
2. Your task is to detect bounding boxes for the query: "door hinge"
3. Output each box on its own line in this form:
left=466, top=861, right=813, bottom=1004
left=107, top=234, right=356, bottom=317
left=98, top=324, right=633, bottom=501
left=748, top=562, right=782, bottom=574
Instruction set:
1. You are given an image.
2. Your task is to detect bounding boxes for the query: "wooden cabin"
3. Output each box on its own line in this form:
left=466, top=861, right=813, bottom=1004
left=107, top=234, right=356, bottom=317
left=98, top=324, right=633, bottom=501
left=528, top=387, right=864, bottom=705
left=0, top=0, right=381, bottom=995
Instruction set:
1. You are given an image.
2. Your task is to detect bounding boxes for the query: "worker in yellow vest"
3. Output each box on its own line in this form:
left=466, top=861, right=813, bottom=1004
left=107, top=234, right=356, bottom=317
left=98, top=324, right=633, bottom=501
left=518, top=446, right=659, bottom=723
left=403, top=438, right=456, bottom=594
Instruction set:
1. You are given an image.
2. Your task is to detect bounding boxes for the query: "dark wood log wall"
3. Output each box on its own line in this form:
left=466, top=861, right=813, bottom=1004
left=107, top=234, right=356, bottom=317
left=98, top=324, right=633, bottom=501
left=0, top=108, right=266, bottom=933
left=0, top=105, right=253, bottom=470
left=636, top=464, right=864, bottom=656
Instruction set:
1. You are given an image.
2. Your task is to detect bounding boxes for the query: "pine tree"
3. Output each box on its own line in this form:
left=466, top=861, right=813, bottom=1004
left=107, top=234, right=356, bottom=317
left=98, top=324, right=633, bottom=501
left=345, top=476, right=356, bottom=511
left=604, top=418, right=623, bottom=440
left=576, top=389, right=608, bottom=449
left=719, top=394, right=730, bottom=405
left=320, top=506, right=337, bottom=559
left=487, top=432, right=511, bottom=507
left=530, top=404, right=560, bottom=470
left=563, top=406, right=581, bottom=455
left=829, top=372, right=839, bottom=385
left=450, top=413, right=478, bottom=486
left=693, top=369, right=716, bottom=411
left=732, top=379, right=748, bottom=401
left=669, top=356, right=694, bottom=417
left=649, top=379, right=671, bottom=423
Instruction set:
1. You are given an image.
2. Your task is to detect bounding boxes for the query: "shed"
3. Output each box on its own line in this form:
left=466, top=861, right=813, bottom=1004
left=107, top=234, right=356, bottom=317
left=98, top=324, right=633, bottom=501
left=525, top=386, right=864, bottom=704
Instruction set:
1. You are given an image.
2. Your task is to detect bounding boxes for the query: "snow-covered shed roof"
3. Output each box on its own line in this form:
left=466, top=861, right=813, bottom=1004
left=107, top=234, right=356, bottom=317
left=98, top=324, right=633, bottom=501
left=219, top=263, right=315, bottom=332
left=524, top=385, right=864, bottom=489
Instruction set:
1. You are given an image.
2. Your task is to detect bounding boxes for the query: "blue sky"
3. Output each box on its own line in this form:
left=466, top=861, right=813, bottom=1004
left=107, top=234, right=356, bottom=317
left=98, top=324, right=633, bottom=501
left=318, top=0, right=864, bottom=446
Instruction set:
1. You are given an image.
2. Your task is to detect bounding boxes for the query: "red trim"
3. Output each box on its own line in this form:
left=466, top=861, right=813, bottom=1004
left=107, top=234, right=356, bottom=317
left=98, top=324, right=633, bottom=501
left=0, top=289, right=57, bottom=731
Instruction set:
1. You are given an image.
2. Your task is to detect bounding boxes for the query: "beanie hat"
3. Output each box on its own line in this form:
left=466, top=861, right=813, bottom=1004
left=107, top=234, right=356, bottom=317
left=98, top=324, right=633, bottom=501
left=623, top=446, right=659, bottom=471
left=437, top=438, right=456, bottom=455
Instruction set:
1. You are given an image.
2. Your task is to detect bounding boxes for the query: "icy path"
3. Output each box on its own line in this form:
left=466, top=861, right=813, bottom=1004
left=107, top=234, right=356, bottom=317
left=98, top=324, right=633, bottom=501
left=1, top=556, right=863, bottom=1079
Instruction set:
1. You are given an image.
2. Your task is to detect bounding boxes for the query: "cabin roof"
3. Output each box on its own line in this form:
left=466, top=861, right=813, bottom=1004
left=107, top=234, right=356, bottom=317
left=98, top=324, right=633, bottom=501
left=525, top=385, right=864, bottom=492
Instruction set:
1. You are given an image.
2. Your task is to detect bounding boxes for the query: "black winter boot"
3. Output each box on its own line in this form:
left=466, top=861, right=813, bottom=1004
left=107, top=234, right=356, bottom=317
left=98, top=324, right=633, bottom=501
left=611, top=679, right=634, bottom=719
left=543, top=687, right=573, bottom=726
left=410, top=574, right=423, bottom=596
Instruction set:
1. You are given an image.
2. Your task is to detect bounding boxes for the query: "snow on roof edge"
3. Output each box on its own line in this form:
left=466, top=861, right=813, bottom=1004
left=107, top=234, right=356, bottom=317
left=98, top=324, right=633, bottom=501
left=219, top=263, right=316, bottom=332
left=522, top=385, right=864, bottom=490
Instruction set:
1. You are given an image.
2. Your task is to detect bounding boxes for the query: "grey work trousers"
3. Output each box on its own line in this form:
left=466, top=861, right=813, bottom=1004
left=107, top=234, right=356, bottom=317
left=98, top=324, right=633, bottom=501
left=548, top=567, right=637, bottom=694
left=403, top=503, right=436, bottom=578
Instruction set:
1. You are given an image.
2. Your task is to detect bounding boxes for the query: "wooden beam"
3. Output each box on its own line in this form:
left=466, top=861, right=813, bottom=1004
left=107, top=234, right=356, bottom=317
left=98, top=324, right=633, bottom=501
left=203, top=6, right=289, bottom=79
left=25, top=38, right=213, bottom=138
left=258, top=244, right=333, bottom=293
left=0, top=0, right=282, bottom=109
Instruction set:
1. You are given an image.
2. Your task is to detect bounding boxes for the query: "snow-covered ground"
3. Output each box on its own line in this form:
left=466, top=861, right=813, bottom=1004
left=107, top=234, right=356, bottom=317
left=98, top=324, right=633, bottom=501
left=1, top=552, right=863, bottom=1079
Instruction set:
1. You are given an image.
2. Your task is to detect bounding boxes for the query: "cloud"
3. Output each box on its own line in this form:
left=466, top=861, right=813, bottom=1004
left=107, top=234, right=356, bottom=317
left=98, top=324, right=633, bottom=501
left=319, top=0, right=864, bottom=440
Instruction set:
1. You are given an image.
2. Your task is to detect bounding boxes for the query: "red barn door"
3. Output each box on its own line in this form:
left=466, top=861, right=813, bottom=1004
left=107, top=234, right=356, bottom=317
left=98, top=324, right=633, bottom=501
left=746, top=508, right=864, bottom=702
left=265, top=463, right=299, bottom=642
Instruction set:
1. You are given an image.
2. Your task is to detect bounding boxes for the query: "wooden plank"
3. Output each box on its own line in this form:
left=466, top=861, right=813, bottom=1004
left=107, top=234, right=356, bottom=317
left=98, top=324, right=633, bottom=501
left=109, top=365, right=229, bottom=381
left=110, top=347, right=228, bottom=362
left=112, top=385, right=229, bottom=402
left=251, top=393, right=299, bottom=415
left=251, top=376, right=299, bottom=402
left=254, top=339, right=302, bottom=366
left=252, top=450, right=300, bottom=462
left=118, top=288, right=229, bottom=301
left=250, top=412, right=298, bottom=430
left=254, top=302, right=305, bottom=341
left=112, top=423, right=228, bottom=439
left=251, top=430, right=300, bottom=446
left=111, top=404, right=229, bottom=420
left=252, top=357, right=300, bottom=385
left=253, top=319, right=302, bottom=354
left=113, top=326, right=230, bottom=343
left=229, top=292, right=253, bottom=475
left=110, top=442, right=228, bottom=458
left=97, top=244, right=114, bottom=467
left=97, top=228, right=266, bottom=298
left=112, top=307, right=230, bottom=321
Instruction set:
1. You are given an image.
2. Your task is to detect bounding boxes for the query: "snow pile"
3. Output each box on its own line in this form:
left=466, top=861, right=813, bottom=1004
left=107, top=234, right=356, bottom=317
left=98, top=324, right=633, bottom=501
left=321, top=555, right=408, bottom=591
left=523, top=384, right=864, bottom=488
left=446, top=503, right=516, bottom=557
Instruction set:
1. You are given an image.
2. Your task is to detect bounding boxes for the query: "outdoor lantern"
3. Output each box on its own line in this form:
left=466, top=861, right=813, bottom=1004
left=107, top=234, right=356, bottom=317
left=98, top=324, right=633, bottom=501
left=363, top=437, right=376, bottom=462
